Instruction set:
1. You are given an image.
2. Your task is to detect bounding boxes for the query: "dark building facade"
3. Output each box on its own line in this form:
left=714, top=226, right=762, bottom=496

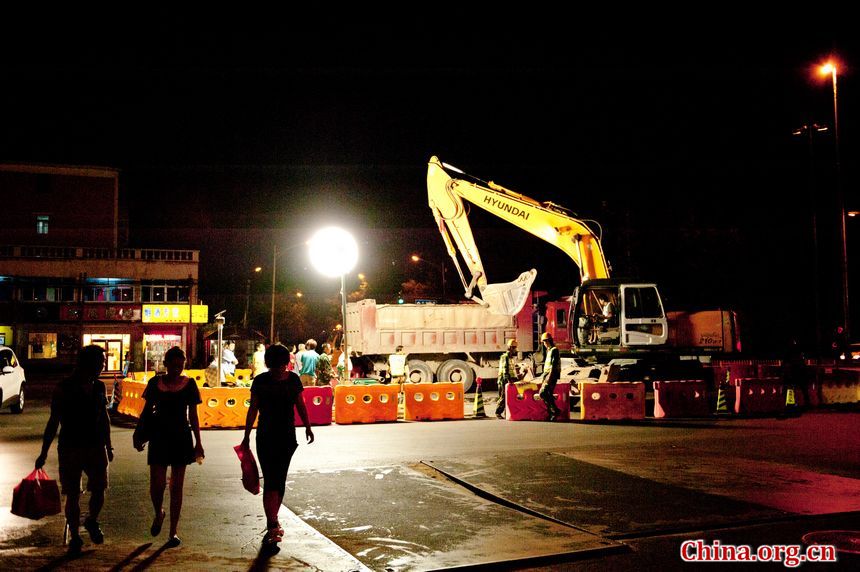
left=0, top=164, right=206, bottom=375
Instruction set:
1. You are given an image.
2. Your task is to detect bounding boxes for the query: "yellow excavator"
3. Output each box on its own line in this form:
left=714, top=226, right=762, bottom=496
left=427, top=156, right=737, bottom=358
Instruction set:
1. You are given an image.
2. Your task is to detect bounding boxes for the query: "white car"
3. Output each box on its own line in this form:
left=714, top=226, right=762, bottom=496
left=0, top=345, right=26, bottom=414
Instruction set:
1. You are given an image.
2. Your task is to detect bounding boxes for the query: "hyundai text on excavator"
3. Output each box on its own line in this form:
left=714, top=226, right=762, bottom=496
left=426, top=156, right=739, bottom=365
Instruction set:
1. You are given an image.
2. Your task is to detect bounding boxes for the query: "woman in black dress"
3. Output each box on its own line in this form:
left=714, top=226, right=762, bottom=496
left=134, top=346, right=204, bottom=547
left=240, top=343, right=314, bottom=547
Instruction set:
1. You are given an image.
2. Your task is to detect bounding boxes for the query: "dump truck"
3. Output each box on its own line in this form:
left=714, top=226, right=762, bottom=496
left=344, top=297, right=535, bottom=391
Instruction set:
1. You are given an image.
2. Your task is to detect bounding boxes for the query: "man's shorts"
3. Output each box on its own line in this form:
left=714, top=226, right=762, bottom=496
left=299, top=374, right=315, bottom=387
left=58, top=445, right=109, bottom=494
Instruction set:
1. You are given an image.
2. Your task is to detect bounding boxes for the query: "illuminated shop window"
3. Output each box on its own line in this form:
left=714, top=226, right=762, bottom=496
left=36, top=215, right=49, bottom=235
left=28, top=333, right=58, bottom=359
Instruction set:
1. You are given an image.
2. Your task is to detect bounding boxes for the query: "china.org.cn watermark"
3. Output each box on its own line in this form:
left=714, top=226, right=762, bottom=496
left=680, top=540, right=837, bottom=567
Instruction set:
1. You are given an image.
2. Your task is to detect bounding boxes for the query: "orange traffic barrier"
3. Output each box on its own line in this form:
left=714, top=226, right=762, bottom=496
left=334, top=384, right=399, bottom=424
left=653, top=380, right=709, bottom=418
left=403, top=383, right=464, bottom=421
left=198, top=387, right=253, bottom=428
left=116, top=379, right=148, bottom=418
left=293, top=386, right=334, bottom=426
left=733, top=378, right=783, bottom=415
left=131, top=371, right=156, bottom=383
left=579, top=381, right=645, bottom=421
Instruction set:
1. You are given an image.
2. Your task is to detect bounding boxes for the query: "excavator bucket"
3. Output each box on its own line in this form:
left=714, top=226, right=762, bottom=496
left=478, top=269, right=537, bottom=315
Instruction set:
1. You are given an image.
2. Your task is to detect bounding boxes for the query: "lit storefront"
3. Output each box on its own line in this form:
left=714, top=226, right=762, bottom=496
left=142, top=304, right=208, bottom=371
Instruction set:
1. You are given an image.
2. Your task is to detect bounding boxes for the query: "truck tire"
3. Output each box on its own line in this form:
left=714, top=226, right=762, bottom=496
left=437, top=359, right=475, bottom=392
left=406, top=360, right=434, bottom=383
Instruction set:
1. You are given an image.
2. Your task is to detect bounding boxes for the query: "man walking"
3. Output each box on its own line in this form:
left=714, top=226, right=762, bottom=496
left=537, top=332, right=562, bottom=421
left=35, top=345, right=113, bottom=553
left=299, top=339, right=319, bottom=386
left=495, top=339, right=522, bottom=419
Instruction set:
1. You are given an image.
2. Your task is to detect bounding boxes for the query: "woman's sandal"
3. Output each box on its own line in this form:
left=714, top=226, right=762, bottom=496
left=151, top=509, right=166, bottom=537
left=263, top=524, right=283, bottom=545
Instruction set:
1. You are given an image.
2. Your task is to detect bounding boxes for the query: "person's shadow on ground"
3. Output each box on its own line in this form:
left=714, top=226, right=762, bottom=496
left=35, top=548, right=96, bottom=571
left=247, top=543, right=279, bottom=572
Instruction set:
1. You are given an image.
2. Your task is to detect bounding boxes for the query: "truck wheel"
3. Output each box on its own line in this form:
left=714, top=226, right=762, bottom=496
left=437, top=360, right=475, bottom=392
left=406, top=360, right=434, bottom=383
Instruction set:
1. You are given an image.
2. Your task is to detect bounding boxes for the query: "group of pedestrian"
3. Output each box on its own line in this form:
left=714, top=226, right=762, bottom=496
left=35, top=343, right=314, bottom=555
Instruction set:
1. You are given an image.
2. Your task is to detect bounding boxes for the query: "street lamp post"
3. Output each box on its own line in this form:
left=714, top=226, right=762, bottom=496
left=214, top=311, right=226, bottom=387
left=821, top=61, right=850, bottom=338
left=410, top=254, right=446, bottom=300
left=309, top=227, right=358, bottom=384
left=270, top=244, right=278, bottom=342
left=243, top=266, right=262, bottom=330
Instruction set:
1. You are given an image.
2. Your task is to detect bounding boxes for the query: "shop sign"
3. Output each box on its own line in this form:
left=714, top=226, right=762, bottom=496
left=142, top=304, right=209, bottom=324
left=62, top=305, right=139, bottom=321
left=60, top=304, right=140, bottom=322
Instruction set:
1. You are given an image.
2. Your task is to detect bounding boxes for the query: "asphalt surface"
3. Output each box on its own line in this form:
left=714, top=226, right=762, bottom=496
left=1, top=394, right=859, bottom=571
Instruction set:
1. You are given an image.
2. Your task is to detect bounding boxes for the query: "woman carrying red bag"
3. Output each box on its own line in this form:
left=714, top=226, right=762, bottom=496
left=134, top=346, right=204, bottom=548
left=239, top=343, right=314, bottom=549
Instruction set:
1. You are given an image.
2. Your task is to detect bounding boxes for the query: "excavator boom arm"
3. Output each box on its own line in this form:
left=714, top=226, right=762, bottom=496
left=427, top=157, right=610, bottom=314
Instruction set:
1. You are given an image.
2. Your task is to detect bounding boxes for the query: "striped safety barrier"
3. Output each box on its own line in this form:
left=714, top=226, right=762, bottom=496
left=734, top=378, right=783, bottom=415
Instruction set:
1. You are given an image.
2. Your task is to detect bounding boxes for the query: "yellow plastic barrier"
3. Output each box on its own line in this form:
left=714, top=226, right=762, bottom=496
left=183, top=369, right=206, bottom=387
left=131, top=371, right=156, bottom=382
left=233, top=369, right=252, bottom=385
left=117, top=380, right=148, bottom=418
left=334, top=384, right=399, bottom=424
left=198, top=386, right=254, bottom=428
left=403, top=383, right=464, bottom=421
left=820, top=381, right=860, bottom=405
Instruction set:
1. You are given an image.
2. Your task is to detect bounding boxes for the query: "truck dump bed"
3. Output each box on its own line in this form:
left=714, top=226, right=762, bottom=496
left=346, top=299, right=534, bottom=356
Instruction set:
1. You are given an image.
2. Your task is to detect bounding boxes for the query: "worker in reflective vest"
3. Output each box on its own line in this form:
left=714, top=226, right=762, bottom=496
left=538, top=332, right=561, bottom=421
left=495, top=338, right=523, bottom=419
left=387, top=346, right=408, bottom=384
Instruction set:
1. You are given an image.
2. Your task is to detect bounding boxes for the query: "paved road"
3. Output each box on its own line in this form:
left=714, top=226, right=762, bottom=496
left=1, top=396, right=859, bottom=570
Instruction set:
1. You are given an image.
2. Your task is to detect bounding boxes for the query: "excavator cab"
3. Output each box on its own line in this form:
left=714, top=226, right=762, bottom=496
left=572, top=281, right=668, bottom=350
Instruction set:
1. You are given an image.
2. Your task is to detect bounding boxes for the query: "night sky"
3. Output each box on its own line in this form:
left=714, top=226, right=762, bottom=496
left=2, top=18, right=858, bottom=353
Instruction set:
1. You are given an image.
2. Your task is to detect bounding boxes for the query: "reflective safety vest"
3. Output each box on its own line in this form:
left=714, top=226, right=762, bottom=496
left=388, top=353, right=407, bottom=376
left=543, top=346, right=560, bottom=382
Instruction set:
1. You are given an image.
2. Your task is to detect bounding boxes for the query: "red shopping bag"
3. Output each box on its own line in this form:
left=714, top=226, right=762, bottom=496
left=233, top=444, right=260, bottom=495
left=11, top=469, right=62, bottom=520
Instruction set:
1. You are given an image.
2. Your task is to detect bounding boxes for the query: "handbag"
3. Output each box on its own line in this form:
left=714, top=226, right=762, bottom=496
left=11, top=469, right=62, bottom=520
left=233, top=444, right=260, bottom=495
left=132, top=413, right=150, bottom=450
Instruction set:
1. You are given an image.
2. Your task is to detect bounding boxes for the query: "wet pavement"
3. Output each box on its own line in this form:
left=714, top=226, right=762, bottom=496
left=1, top=396, right=859, bottom=570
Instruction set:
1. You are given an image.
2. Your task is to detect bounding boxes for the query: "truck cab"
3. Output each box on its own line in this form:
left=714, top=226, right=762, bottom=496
left=571, top=280, right=668, bottom=353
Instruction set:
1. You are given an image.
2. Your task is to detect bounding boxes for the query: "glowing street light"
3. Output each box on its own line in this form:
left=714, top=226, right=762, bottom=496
left=819, top=59, right=849, bottom=337
left=309, top=227, right=358, bottom=383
